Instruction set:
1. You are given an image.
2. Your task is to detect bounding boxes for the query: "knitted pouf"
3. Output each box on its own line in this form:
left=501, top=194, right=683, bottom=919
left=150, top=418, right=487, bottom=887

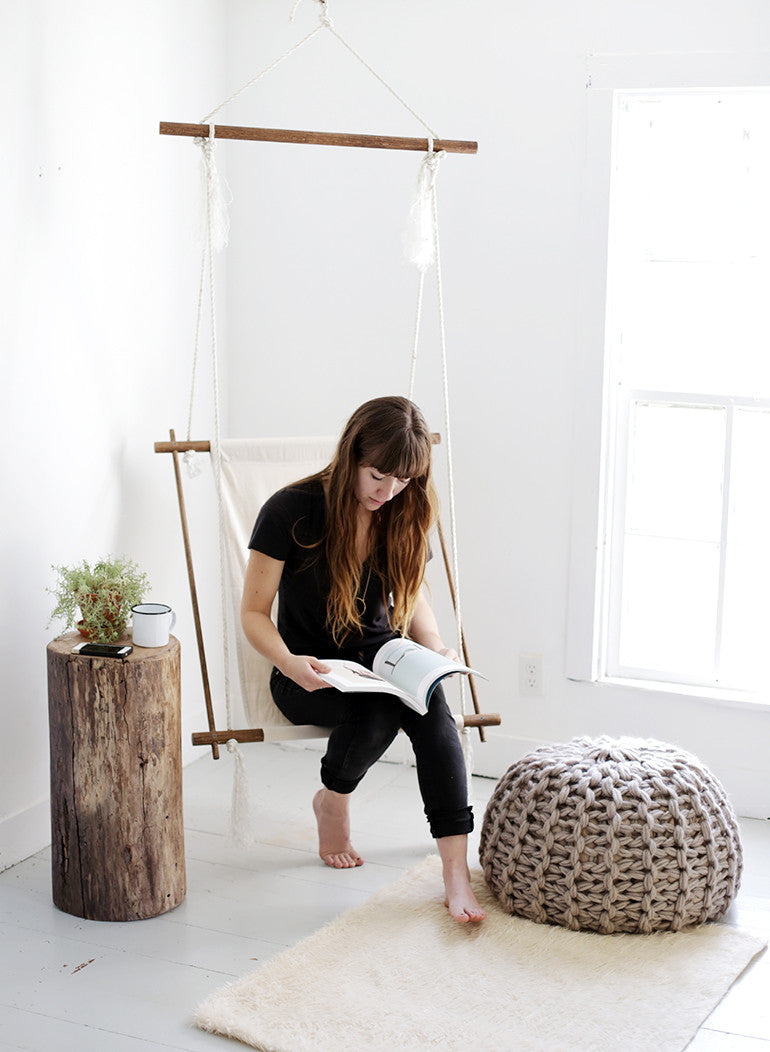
left=479, top=736, right=743, bottom=934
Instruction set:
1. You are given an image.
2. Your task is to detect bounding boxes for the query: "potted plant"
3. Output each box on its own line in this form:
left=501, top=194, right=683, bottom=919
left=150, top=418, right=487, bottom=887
left=48, top=556, right=151, bottom=643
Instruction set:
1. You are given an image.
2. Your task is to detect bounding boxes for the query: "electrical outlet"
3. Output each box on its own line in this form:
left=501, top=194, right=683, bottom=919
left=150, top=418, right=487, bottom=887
left=519, top=653, right=544, bottom=696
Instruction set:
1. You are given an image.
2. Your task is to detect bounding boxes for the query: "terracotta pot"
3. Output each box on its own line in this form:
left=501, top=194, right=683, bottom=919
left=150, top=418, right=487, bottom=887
left=76, top=591, right=125, bottom=640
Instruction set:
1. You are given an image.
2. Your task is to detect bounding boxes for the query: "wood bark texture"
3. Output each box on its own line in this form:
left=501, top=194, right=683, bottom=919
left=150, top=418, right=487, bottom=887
left=47, top=633, right=185, bottom=921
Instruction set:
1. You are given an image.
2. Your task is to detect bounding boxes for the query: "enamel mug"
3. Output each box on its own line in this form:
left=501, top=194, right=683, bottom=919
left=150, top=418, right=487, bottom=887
left=131, top=603, right=176, bottom=647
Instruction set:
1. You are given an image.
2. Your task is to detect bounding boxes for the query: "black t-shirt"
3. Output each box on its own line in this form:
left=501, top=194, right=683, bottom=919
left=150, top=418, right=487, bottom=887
left=248, top=479, right=399, bottom=663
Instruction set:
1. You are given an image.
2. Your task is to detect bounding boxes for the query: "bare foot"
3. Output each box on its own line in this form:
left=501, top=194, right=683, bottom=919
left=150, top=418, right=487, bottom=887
left=312, top=788, right=364, bottom=869
left=437, top=834, right=486, bottom=923
left=443, top=863, right=486, bottom=923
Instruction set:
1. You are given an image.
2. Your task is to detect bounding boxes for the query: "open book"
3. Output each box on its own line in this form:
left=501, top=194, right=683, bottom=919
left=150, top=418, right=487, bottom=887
left=318, top=637, right=482, bottom=716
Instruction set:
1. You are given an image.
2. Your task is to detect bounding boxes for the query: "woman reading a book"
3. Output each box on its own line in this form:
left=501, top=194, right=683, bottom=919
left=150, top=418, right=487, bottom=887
left=241, top=396, right=485, bottom=923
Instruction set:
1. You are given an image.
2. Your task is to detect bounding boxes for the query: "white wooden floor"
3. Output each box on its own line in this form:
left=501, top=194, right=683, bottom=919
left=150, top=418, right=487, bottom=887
left=1, top=742, right=768, bottom=1051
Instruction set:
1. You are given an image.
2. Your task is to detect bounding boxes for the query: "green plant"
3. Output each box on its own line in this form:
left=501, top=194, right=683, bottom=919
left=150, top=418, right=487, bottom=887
left=48, top=556, right=150, bottom=643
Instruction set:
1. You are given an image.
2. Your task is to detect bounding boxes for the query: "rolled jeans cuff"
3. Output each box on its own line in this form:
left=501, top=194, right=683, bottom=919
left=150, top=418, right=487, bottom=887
left=427, top=805, right=474, bottom=840
left=320, top=756, right=363, bottom=795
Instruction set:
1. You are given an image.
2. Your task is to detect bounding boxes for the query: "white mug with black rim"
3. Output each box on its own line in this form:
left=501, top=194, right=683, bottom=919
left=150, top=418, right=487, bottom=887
left=131, top=603, right=176, bottom=647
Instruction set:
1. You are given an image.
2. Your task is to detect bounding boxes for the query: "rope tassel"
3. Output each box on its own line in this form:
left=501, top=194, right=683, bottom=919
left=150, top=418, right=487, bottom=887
left=197, top=129, right=231, bottom=253
left=404, top=149, right=443, bottom=271
left=227, top=739, right=257, bottom=847
left=183, top=449, right=203, bottom=479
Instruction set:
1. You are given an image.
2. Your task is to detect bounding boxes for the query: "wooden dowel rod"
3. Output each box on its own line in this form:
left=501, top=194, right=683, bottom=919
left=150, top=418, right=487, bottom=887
left=159, top=122, right=478, bottom=155
left=436, top=517, right=487, bottom=742
left=461, top=713, right=501, bottom=728
left=167, top=429, right=220, bottom=759
left=192, top=728, right=266, bottom=747
left=156, top=437, right=434, bottom=455
left=155, top=439, right=211, bottom=454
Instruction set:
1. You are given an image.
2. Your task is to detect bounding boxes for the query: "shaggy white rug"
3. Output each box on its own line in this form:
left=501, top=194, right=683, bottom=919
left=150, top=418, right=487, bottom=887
left=194, top=856, right=766, bottom=1052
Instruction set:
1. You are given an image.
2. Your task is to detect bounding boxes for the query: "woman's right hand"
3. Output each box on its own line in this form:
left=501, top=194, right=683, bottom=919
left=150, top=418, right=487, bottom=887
left=280, top=654, right=332, bottom=692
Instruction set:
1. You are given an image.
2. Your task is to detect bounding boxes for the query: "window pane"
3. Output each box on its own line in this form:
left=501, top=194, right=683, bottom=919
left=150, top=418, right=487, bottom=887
left=618, top=261, right=770, bottom=396
left=626, top=403, right=725, bottom=541
left=610, top=91, right=770, bottom=398
left=726, top=408, right=770, bottom=542
left=618, top=536, right=719, bottom=677
left=719, top=409, right=770, bottom=688
left=720, top=544, right=770, bottom=689
left=613, top=92, right=770, bottom=263
left=615, top=402, right=724, bottom=677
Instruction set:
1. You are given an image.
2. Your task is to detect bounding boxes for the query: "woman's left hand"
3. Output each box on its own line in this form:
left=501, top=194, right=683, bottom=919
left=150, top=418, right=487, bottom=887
left=438, top=646, right=460, bottom=663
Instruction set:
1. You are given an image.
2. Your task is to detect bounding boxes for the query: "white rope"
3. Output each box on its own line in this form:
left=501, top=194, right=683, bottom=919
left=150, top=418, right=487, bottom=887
left=186, top=252, right=205, bottom=444
left=429, top=166, right=466, bottom=710
left=203, top=0, right=438, bottom=143
left=227, top=738, right=257, bottom=846
left=429, top=171, right=474, bottom=779
left=325, top=23, right=439, bottom=140
left=308, top=3, right=441, bottom=139
left=200, top=25, right=325, bottom=125
left=406, top=142, right=440, bottom=397
left=291, top=0, right=334, bottom=27
left=407, top=268, right=425, bottom=401
left=205, top=188, right=234, bottom=750
left=405, top=138, right=438, bottom=269
left=192, top=128, right=256, bottom=845
left=198, top=128, right=231, bottom=252
left=405, top=144, right=472, bottom=775
left=185, top=127, right=230, bottom=477
left=201, top=143, right=231, bottom=730
left=183, top=248, right=206, bottom=479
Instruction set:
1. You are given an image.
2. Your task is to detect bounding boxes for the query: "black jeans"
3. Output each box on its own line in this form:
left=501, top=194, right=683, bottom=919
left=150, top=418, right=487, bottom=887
left=270, top=668, right=473, bottom=839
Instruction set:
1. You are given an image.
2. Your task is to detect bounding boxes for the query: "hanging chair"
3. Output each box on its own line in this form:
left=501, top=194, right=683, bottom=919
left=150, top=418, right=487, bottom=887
left=155, top=430, right=500, bottom=759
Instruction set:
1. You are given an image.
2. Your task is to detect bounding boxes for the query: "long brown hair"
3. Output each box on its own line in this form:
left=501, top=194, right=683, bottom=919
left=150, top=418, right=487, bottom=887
left=320, top=396, right=438, bottom=646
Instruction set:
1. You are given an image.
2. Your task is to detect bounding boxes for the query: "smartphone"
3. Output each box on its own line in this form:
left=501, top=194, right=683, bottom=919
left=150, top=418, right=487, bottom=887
left=72, top=642, right=133, bottom=658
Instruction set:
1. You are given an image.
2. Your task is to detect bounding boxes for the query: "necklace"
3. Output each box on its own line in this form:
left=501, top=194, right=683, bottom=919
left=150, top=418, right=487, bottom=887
left=356, top=562, right=373, bottom=616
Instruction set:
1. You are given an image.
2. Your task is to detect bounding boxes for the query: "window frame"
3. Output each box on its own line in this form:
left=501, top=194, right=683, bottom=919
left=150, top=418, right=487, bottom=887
left=566, top=56, right=770, bottom=706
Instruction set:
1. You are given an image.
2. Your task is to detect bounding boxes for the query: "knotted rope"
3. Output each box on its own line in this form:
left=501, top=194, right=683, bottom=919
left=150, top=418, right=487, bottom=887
left=203, top=0, right=438, bottom=140
left=185, top=126, right=255, bottom=845
left=405, top=143, right=472, bottom=777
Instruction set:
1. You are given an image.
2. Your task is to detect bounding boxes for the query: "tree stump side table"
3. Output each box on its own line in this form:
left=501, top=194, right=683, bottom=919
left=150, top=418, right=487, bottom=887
left=47, top=632, right=185, bottom=921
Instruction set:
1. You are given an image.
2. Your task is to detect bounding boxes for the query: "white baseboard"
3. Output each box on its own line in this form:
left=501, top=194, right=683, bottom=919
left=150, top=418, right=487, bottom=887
left=713, top=765, right=770, bottom=821
left=472, top=737, right=769, bottom=820
left=471, top=736, right=769, bottom=818
left=0, top=798, right=50, bottom=873
left=465, top=730, right=550, bottom=781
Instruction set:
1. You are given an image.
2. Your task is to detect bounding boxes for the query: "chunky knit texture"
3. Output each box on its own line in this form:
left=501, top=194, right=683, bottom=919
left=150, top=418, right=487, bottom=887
left=479, top=737, right=743, bottom=934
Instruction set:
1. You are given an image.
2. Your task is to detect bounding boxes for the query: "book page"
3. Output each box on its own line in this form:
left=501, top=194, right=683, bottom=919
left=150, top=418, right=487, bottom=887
left=317, top=659, right=415, bottom=705
left=372, top=638, right=477, bottom=707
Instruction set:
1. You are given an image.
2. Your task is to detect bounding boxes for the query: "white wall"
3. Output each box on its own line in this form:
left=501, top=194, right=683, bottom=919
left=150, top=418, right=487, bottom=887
left=220, top=1, right=770, bottom=817
left=0, top=2, right=227, bottom=870
left=3, top=2, right=768, bottom=873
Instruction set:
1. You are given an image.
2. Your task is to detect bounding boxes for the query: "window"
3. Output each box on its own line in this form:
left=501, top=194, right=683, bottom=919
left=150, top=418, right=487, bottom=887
left=598, top=89, right=770, bottom=693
